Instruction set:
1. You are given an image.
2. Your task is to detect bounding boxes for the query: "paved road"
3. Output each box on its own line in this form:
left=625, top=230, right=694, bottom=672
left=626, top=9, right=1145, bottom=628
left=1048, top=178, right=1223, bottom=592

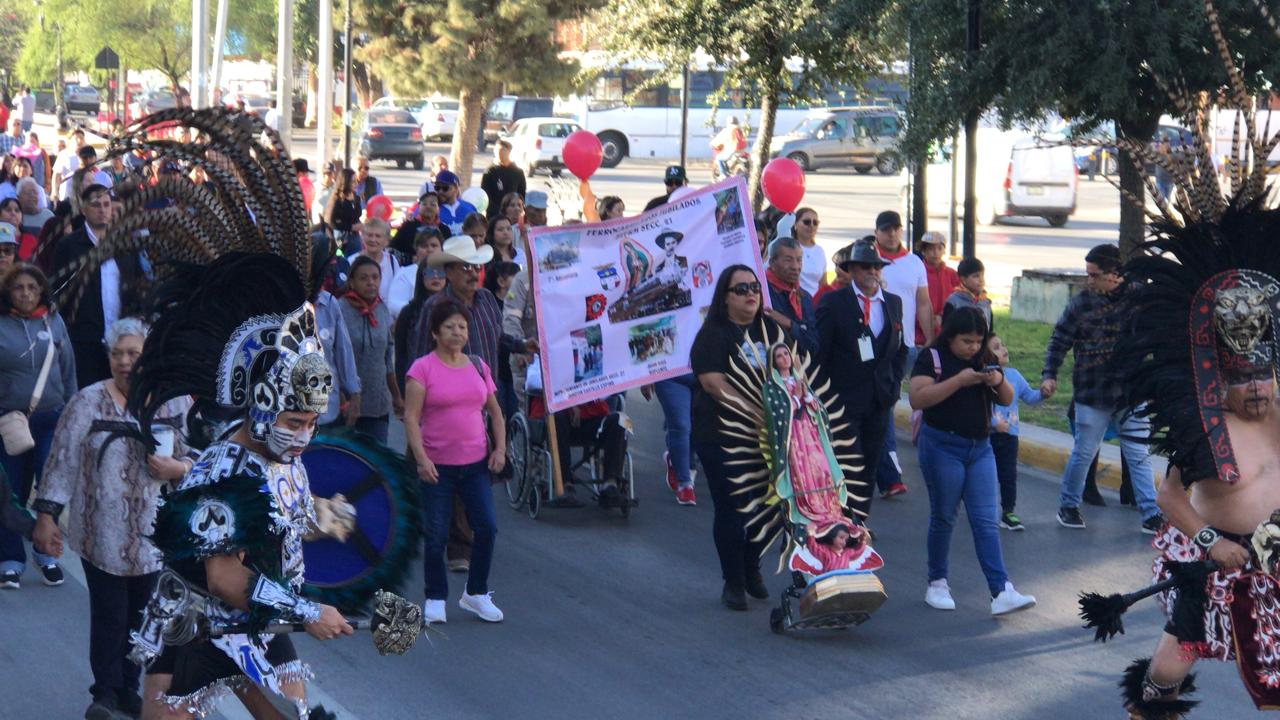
left=2, top=394, right=1258, bottom=719
left=342, top=139, right=1121, bottom=301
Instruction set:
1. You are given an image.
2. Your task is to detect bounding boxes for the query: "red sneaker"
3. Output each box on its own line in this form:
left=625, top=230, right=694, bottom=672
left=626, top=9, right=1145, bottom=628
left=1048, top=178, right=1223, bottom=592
left=881, top=482, right=908, bottom=499
left=675, top=485, right=697, bottom=506
left=664, top=451, right=679, bottom=493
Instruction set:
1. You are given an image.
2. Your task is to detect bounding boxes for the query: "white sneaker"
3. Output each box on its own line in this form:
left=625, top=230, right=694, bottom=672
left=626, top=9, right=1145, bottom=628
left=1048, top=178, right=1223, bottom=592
left=991, top=582, right=1036, bottom=616
left=925, top=579, right=956, bottom=610
left=423, top=599, right=447, bottom=624
left=459, top=592, right=504, bottom=622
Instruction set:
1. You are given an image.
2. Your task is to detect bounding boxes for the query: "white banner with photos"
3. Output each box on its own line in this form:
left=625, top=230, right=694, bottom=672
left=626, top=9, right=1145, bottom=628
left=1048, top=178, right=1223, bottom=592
left=528, top=176, right=768, bottom=412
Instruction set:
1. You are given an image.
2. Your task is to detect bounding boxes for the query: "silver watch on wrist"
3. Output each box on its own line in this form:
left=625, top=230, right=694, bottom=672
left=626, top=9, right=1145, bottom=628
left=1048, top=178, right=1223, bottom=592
left=1193, top=526, right=1221, bottom=552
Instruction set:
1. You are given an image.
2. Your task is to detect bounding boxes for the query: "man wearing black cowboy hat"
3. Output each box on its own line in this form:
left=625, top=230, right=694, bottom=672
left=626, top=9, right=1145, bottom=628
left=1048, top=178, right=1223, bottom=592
left=816, top=237, right=907, bottom=519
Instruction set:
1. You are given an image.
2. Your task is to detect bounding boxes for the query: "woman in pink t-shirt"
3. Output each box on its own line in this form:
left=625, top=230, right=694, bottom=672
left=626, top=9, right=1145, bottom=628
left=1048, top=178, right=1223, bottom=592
left=404, top=300, right=507, bottom=624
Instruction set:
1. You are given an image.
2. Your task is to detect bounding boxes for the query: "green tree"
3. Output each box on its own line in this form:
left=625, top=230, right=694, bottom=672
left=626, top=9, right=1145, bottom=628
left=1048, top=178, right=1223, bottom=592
left=356, top=0, right=602, bottom=186
left=904, top=0, right=1280, bottom=257
left=600, top=0, right=895, bottom=211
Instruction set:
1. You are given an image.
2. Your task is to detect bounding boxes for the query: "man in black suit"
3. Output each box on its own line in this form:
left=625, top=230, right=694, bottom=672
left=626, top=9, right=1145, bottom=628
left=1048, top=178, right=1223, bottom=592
left=52, top=183, right=143, bottom=389
left=816, top=237, right=907, bottom=519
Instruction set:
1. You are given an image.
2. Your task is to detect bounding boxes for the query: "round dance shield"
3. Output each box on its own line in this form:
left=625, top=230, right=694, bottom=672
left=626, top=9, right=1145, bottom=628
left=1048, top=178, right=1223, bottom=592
left=301, top=428, right=421, bottom=613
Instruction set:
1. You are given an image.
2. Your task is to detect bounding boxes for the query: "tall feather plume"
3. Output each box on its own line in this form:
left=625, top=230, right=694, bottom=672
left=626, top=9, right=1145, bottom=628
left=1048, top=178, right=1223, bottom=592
left=57, top=107, right=313, bottom=322
left=51, top=108, right=314, bottom=435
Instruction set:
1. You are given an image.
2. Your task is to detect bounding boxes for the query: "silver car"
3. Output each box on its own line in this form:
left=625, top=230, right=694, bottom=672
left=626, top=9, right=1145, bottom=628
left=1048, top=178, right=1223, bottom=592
left=770, top=107, right=902, bottom=174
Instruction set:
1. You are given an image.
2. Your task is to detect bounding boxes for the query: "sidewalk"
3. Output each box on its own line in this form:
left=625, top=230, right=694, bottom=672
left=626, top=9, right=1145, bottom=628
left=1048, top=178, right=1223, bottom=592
left=890, top=397, right=1166, bottom=491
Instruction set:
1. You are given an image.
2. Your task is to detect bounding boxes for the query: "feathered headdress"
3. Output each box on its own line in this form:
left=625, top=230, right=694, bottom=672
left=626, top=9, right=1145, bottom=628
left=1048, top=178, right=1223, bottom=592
left=58, top=107, right=327, bottom=447
left=1118, top=0, right=1280, bottom=484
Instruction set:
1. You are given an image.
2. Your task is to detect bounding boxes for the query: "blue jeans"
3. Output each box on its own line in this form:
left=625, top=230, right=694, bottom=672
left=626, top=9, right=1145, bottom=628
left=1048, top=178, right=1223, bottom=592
left=0, top=408, right=61, bottom=573
left=918, top=424, right=1008, bottom=595
left=422, top=461, right=497, bottom=600
left=654, top=375, right=696, bottom=488
left=877, top=345, right=918, bottom=490
left=1059, top=402, right=1158, bottom=518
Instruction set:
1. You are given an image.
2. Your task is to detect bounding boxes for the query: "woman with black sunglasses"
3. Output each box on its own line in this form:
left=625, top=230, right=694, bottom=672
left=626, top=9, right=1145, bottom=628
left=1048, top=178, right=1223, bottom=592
left=690, top=264, right=784, bottom=611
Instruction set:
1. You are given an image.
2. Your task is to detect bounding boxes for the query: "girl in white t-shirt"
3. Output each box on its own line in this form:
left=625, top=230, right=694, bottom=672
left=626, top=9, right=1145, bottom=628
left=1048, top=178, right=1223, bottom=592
left=792, top=207, right=827, bottom=296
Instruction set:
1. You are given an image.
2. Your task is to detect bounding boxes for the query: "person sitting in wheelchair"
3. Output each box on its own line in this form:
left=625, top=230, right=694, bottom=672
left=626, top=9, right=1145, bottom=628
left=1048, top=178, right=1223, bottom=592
left=528, top=393, right=628, bottom=508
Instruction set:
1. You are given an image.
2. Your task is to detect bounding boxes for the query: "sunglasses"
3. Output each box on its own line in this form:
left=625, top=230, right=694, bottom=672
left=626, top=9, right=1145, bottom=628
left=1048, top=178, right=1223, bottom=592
left=728, top=281, right=762, bottom=296
left=456, top=263, right=482, bottom=273
left=799, top=219, right=819, bottom=227
left=851, top=262, right=882, bottom=272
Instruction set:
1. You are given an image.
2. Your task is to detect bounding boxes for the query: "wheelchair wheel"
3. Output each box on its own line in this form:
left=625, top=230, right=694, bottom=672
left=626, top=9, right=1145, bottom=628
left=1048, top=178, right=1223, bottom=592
left=618, top=452, right=635, bottom=518
left=528, top=483, right=542, bottom=519
left=505, top=414, right=530, bottom=508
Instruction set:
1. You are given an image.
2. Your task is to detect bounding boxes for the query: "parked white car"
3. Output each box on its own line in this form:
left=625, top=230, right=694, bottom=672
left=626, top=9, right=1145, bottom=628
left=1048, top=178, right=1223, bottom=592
left=370, top=96, right=459, bottom=140
left=505, top=117, right=583, bottom=176
left=902, top=127, right=1078, bottom=227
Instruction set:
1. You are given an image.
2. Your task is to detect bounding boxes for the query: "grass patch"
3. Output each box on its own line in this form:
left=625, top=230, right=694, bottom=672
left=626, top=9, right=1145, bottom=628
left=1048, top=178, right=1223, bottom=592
left=991, top=308, right=1073, bottom=434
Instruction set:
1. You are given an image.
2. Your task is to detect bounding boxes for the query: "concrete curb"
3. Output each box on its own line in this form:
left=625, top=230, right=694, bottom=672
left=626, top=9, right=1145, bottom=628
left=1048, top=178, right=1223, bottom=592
left=891, top=401, right=1166, bottom=491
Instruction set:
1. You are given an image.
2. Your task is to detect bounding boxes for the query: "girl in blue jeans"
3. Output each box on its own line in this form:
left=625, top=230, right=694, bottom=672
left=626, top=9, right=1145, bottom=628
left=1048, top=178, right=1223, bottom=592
left=908, top=307, right=1035, bottom=616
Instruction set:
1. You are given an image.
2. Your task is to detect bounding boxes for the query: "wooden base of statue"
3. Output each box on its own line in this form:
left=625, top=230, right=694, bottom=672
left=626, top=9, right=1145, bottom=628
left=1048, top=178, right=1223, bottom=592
left=771, top=571, right=887, bottom=634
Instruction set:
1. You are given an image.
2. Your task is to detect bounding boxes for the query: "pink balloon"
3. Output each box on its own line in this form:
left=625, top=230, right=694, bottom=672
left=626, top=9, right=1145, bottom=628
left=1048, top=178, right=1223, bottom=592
left=563, top=130, right=604, bottom=179
left=761, top=157, right=806, bottom=213
left=365, top=195, right=394, bottom=222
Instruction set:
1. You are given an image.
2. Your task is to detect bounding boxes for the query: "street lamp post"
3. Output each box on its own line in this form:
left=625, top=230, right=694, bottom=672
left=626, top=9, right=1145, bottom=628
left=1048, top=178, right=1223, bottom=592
left=342, top=0, right=353, bottom=167
left=961, top=0, right=980, bottom=259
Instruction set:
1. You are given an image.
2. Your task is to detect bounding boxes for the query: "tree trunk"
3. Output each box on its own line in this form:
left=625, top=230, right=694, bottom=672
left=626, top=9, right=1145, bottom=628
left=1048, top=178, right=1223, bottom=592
left=748, top=83, right=779, bottom=213
left=451, top=87, right=487, bottom=189
left=1115, top=113, right=1160, bottom=260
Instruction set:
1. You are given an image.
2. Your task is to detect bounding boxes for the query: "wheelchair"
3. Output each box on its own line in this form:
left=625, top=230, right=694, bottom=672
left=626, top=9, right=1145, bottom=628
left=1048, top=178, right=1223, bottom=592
left=504, top=390, right=637, bottom=519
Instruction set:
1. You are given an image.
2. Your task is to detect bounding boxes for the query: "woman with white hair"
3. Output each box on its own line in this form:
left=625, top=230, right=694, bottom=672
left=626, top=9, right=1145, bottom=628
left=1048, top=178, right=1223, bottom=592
left=32, top=317, right=194, bottom=720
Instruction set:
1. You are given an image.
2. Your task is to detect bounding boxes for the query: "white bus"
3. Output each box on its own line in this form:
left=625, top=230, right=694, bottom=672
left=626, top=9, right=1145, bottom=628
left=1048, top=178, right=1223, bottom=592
left=557, top=54, right=907, bottom=168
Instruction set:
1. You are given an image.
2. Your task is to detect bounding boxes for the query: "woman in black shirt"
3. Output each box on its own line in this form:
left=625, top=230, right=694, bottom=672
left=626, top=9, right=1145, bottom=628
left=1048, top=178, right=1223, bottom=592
left=908, top=307, right=1035, bottom=617
left=691, top=264, right=782, bottom=611
left=323, top=168, right=363, bottom=255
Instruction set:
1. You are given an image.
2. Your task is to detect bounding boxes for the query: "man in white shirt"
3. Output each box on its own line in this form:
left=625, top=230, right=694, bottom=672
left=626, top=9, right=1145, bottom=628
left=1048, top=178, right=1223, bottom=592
left=263, top=100, right=281, bottom=133
left=872, top=210, right=934, bottom=498
left=52, top=130, right=89, bottom=202
left=13, top=86, right=36, bottom=132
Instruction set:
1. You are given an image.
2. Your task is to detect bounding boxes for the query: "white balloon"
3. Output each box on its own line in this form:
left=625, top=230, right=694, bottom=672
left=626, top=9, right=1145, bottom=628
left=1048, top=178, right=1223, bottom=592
left=461, top=186, right=489, bottom=213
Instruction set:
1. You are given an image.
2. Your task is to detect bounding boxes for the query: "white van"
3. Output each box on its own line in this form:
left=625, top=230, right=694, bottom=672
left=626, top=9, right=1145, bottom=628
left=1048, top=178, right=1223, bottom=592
left=903, top=128, right=1078, bottom=227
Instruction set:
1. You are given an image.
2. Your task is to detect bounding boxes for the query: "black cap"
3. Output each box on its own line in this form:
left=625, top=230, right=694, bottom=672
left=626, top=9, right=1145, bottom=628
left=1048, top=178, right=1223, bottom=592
left=875, top=210, right=902, bottom=230
left=664, top=165, right=687, bottom=184
left=293, top=158, right=313, bottom=174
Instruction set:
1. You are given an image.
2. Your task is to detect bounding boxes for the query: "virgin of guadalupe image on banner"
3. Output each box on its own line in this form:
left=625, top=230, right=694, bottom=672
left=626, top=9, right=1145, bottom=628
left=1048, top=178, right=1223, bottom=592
left=717, top=328, right=887, bottom=634
left=529, top=176, right=767, bottom=413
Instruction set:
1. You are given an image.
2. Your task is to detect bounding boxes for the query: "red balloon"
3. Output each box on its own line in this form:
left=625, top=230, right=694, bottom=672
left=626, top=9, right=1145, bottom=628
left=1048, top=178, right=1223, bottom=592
left=365, top=194, right=394, bottom=222
left=563, top=130, right=604, bottom=179
left=761, top=157, right=806, bottom=213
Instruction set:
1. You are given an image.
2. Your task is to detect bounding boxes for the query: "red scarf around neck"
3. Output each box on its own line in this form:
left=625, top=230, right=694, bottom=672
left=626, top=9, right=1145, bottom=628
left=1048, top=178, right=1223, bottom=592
left=10, top=304, right=48, bottom=319
left=878, top=243, right=910, bottom=261
left=343, top=291, right=382, bottom=328
left=765, top=268, right=803, bottom=318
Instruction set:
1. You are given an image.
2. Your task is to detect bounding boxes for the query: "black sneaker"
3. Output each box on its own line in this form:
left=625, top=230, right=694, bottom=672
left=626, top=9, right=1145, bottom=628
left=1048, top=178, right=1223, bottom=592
left=40, top=563, right=64, bottom=586
left=1057, top=506, right=1086, bottom=529
left=597, top=482, right=623, bottom=508
left=1141, top=513, right=1166, bottom=535
left=84, top=699, right=117, bottom=720
left=721, top=582, right=748, bottom=611
left=0, top=570, right=18, bottom=589
left=999, top=512, right=1025, bottom=531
